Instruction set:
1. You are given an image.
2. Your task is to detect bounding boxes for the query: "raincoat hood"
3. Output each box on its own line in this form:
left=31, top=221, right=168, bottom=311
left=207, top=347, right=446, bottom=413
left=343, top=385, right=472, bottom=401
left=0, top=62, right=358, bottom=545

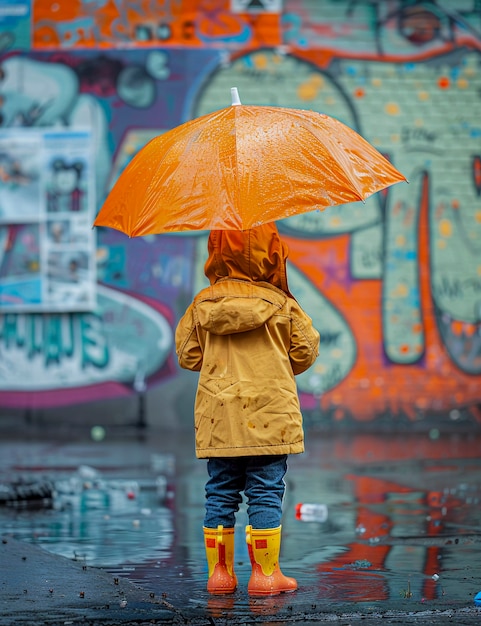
left=204, top=223, right=291, bottom=295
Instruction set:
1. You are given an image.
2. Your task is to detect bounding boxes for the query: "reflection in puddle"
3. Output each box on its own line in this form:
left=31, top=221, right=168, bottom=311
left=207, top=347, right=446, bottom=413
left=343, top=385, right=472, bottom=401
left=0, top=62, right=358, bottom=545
left=0, top=432, right=480, bottom=614
left=0, top=458, right=175, bottom=567
left=1, top=500, right=173, bottom=566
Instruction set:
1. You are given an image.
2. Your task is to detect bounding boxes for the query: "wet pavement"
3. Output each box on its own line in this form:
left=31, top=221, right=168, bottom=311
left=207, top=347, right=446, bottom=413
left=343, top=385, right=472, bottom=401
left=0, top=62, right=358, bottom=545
left=1, top=423, right=481, bottom=625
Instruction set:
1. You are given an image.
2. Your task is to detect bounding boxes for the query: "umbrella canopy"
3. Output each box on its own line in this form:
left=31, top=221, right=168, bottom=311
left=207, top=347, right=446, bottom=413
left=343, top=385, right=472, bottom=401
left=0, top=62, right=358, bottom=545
left=94, top=88, right=406, bottom=236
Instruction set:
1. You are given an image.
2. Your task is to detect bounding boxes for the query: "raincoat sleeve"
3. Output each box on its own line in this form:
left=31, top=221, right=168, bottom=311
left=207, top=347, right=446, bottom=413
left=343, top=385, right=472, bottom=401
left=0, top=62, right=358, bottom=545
left=289, top=300, right=320, bottom=375
left=175, top=304, right=203, bottom=372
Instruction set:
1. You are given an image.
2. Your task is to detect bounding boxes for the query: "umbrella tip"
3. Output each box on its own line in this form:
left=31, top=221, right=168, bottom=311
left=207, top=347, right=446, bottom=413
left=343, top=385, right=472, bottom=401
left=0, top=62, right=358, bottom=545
left=231, top=87, right=241, bottom=106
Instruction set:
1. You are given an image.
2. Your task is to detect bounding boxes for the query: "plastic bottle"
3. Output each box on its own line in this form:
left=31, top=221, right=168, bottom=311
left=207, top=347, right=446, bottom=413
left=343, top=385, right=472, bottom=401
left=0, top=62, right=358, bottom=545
left=295, top=503, right=328, bottom=522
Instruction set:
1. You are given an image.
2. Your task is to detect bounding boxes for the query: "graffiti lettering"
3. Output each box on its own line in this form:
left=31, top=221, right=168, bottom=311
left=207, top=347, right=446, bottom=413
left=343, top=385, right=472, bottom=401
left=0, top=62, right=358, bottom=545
left=319, top=330, right=342, bottom=347
left=44, top=315, right=73, bottom=366
left=401, top=126, right=437, bottom=144
left=238, top=67, right=286, bottom=82
left=182, top=20, right=195, bottom=40
left=434, top=275, right=481, bottom=301
left=1, top=315, right=19, bottom=349
left=0, top=313, right=108, bottom=369
left=80, top=314, right=109, bottom=369
left=360, top=247, right=382, bottom=269
left=39, top=18, right=96, bottom=47
left=135, top=22, right=173, bottom=42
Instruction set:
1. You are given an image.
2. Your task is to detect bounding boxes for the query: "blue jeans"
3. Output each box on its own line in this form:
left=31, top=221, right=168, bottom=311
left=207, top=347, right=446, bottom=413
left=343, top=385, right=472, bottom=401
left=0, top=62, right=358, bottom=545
left=204, top=455, right=288, bottom=529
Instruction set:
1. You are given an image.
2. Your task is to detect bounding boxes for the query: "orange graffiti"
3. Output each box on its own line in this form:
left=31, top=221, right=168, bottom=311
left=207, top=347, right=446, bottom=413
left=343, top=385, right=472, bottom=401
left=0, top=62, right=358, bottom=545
left=286, top=174, right=481, bottom=422
left=32, top=0, right=282, bottom=49
left=437, top=76, right=450, bottom=89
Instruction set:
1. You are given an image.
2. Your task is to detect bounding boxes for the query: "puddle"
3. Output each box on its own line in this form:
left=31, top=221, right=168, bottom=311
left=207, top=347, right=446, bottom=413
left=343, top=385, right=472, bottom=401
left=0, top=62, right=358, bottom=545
left=0, top=494, right=173, bottom=567
left=0, top=432, right=480, bottom=614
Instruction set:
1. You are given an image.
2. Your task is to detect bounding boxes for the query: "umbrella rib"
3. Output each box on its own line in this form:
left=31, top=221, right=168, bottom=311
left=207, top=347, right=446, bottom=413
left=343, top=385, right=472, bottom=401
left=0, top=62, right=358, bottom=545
left=291, top=110, right=396, bottom=202
left=302, top=120, right=366, bottom=202
left=140, top=128, right=203, bottom=233
left=232, top=106, right=241, bottom=228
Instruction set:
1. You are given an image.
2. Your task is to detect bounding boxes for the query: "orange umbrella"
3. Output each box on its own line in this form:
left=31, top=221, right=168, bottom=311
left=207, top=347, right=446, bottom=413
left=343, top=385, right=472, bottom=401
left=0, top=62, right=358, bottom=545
left=94, top=88, right=406, bottom=236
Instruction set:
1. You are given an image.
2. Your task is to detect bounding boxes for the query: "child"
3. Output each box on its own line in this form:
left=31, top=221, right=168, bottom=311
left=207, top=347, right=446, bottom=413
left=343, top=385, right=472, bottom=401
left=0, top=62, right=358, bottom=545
left=175, top=223, right=320, bottom=596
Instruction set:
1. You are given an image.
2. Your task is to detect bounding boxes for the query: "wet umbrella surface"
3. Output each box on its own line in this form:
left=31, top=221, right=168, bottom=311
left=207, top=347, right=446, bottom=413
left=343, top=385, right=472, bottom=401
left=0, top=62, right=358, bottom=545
left=1, top=429, right=480, bottom=623
left=94, top=88, right=406, bottom=236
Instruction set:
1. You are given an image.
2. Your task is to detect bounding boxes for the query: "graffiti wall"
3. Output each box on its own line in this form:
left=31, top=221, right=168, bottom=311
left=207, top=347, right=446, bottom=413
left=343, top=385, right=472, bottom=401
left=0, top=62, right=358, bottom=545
left=0, top=0, right=480, bottom=428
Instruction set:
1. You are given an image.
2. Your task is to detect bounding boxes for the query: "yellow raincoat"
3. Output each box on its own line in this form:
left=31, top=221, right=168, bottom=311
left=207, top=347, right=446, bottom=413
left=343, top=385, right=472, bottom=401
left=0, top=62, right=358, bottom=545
left=175, top=224, right=320, bottom=458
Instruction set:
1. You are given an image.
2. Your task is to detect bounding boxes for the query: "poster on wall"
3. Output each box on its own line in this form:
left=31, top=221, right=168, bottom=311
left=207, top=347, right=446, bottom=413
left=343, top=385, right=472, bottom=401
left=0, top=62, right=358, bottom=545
left=0, top=128, right=96, bottom=312
left=0, top=0, right=31, bottom=51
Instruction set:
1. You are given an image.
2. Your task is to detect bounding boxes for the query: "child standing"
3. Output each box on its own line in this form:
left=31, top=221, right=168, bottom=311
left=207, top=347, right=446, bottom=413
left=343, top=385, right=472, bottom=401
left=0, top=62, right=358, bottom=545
left=175, top=223, right=320, bottom=596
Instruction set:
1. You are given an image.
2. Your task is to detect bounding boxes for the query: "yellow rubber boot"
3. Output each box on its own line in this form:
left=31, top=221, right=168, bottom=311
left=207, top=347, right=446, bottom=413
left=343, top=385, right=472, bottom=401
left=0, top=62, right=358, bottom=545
left=246, top=525, right=297, bottom=596
left=203, top=525, right=237, bottom=594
